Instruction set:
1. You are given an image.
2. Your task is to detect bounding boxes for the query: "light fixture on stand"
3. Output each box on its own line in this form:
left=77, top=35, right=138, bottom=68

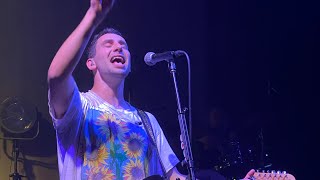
left=0, top=96, right=39, bottom=180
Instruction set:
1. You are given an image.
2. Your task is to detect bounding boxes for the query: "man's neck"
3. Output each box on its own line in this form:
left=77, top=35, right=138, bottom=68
left=91, top=75, right=128, bottom=109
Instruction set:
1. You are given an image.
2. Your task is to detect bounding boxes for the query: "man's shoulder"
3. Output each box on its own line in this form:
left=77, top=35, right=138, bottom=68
left=79, top=91, right=104, bottom=108
left=134, top=109, right=156, bottom=119
left=144, top=111, right=156, bottom=119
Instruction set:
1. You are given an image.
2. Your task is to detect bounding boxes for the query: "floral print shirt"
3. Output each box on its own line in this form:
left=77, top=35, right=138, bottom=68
left=49, top=86, right=180, bottom=180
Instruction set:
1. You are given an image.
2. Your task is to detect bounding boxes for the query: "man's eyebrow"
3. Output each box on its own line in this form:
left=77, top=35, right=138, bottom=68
left=101, top=39, right=127, bottom=46
left=101, top=39, right=113, bottom=44
left=118, top=40, right=128, bottom=45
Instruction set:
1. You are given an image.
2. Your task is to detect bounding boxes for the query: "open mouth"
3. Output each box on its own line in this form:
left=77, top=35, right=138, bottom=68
left=110, top=56, right=125, bottom=64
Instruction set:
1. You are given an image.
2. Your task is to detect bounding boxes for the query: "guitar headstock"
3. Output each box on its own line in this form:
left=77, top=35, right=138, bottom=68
left=253, top=170, right=295, bottom=180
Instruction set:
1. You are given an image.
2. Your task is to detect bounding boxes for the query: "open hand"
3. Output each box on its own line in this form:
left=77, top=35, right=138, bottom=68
left=89, top=0, right=115, bottom=24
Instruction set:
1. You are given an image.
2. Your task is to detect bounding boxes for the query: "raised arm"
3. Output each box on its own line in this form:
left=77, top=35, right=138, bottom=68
left=47, top=0, right=114, bottom=118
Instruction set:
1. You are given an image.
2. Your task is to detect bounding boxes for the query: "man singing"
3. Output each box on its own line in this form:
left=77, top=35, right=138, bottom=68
left=47, top=0, right=255, bottom=179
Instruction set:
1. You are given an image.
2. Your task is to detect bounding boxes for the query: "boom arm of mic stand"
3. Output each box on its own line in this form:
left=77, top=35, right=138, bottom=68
left=168, top=61, right=196, bottom=180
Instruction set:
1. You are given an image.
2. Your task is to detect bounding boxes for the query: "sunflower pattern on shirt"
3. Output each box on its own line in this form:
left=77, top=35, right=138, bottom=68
left=81, top=108, right=151, bottom=180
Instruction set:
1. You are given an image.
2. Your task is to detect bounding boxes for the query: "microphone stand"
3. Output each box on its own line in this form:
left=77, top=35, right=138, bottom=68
left=168, top=60, right=196, bottom=180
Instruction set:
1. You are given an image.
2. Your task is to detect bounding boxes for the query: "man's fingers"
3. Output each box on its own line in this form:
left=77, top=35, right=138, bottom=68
left=243, top=169, right=255, bottom=179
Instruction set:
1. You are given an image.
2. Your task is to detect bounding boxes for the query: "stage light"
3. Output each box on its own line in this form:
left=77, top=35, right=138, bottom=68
left=0, top=96, right=39, bottom=180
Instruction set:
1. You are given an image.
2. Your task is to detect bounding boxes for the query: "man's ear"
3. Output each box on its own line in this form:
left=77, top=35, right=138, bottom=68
left=86, top=59, right=96, bottom=70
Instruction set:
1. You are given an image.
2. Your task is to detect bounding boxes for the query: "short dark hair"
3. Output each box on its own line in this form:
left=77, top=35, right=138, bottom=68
left=87, top=28, right=123, bottom=58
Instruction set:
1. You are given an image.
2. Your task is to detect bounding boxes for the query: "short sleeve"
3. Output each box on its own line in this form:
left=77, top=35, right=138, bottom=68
left=48, top=83, right=83, bottom=134
left=145, top=112, right=180, bottom=172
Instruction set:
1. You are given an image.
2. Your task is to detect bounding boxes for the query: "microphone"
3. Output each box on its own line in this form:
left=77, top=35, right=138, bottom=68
left=144, top=51, right=183, bottom=66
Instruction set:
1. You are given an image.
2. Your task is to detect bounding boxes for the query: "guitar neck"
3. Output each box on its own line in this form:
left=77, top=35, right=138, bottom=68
left=253, top=171, right=296, bottom=180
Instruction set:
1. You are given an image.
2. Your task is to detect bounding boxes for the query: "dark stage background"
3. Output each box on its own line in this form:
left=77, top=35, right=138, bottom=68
left=0, top=0, right=317, bottom=179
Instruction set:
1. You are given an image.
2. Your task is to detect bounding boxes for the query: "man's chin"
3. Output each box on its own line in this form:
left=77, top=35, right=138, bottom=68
left=110, top=70, right=130, bottom=78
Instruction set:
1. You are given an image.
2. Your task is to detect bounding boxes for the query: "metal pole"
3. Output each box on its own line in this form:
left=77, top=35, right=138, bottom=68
left=168, top=61, right=195, bottom=180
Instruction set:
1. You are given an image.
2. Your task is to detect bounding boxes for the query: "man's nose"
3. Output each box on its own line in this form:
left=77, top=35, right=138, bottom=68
left=113, top=43, right=123, bottom=52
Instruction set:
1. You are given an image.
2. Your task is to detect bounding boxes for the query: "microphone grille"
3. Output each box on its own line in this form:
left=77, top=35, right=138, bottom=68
left=144, top=52, right=155, bottom=66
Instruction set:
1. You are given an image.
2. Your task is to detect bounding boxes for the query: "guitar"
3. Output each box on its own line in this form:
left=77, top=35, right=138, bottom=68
left=143, top=171, right=296, bottom=180
left=253, top=171, right=296, bottom=180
